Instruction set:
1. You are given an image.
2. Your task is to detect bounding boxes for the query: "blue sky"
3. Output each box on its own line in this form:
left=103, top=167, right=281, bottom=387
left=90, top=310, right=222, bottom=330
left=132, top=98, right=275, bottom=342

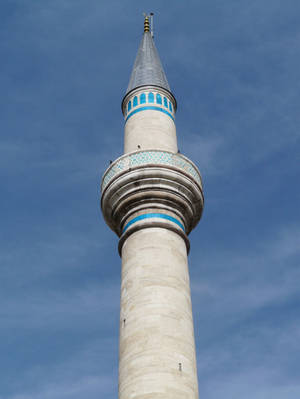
left=1, top=0, right=299, bottom=398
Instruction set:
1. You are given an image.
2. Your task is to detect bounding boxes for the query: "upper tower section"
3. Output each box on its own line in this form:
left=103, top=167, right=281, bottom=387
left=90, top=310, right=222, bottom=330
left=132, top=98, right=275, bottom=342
left=122, top=15, right=177, bottom=153
left=101, top=15, right=204, bottom=251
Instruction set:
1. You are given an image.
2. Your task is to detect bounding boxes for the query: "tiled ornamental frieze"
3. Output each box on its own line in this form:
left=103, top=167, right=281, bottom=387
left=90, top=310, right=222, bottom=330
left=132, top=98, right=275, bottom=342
left=101, top=150, right=202, bottom=192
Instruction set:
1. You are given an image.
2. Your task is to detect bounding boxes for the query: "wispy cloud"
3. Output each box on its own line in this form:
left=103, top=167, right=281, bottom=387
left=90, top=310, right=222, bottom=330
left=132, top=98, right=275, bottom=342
left=190, top=224, right=300, bottom=397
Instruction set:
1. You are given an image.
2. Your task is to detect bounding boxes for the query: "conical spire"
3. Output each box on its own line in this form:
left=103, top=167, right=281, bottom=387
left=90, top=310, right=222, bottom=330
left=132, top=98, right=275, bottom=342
left=125, top=16, right=171, bottom=95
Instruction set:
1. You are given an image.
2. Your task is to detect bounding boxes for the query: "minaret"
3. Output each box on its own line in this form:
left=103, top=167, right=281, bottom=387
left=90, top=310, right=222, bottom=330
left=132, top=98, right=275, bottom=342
left=101, top=15, right=204, bottom=399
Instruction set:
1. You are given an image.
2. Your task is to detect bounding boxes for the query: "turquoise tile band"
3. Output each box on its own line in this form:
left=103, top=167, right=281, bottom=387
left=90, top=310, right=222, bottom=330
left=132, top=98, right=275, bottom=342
left=125, top=106, right=175, bottom=123
left=123, top=213, right=185, bottom=233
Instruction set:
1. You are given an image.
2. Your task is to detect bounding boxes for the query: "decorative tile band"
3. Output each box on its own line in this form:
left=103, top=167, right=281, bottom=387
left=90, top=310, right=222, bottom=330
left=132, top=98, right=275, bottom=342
left=101, top=150, right=202, bottom=192
left=122, top=213, right=185, bottom=233
left=125, top=106, right=175, bottom=123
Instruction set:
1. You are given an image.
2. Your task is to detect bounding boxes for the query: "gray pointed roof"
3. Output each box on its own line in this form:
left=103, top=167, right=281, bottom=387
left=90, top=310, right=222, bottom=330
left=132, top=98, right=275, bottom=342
left=126, top=32, right=171, bottom=95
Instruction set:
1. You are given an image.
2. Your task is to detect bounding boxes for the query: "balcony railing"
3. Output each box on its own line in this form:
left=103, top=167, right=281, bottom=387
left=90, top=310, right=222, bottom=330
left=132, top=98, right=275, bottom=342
left=101, top=150, right=202, bottom=192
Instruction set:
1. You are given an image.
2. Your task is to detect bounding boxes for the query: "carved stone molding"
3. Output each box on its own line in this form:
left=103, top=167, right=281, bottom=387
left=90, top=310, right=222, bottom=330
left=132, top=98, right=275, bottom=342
left=101, top=150, right=204, bottom=251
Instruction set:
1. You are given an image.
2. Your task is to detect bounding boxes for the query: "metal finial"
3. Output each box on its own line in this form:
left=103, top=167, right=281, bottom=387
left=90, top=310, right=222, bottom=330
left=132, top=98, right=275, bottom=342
left=144, top=14, right=150, bottom=33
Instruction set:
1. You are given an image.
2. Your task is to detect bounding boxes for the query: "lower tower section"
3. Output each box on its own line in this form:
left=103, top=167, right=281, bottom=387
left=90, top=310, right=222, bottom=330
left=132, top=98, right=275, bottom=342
left=119, top=228, right=199, bottom=399
left=101, top=149, right=204, bottom=398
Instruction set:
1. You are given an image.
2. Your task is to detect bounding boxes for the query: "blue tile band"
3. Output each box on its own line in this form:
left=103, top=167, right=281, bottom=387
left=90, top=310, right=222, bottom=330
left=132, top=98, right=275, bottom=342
left=125, top=106, right=175, bottom=123
left=123, top=213, right=185, bottom=233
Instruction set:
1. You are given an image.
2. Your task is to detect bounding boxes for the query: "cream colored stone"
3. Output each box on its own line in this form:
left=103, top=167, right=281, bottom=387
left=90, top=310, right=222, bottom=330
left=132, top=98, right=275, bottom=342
left=119, top=228, right=199, bottom=399
left=124, top=111, right=177, bottom=154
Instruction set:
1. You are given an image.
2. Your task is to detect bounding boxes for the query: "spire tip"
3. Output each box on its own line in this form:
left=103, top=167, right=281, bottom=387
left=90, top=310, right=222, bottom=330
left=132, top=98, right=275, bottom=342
left=144, top=14, right=150, bottom=33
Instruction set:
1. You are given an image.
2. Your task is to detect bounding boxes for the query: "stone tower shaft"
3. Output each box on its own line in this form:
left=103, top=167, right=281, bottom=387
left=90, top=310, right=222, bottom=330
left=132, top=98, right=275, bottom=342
left=101, top=16, right=204, bottom=399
